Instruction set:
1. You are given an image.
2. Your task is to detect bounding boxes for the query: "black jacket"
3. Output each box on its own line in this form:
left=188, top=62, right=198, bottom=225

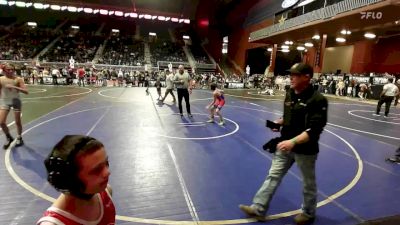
left=281, top=85, right=328, bottom=155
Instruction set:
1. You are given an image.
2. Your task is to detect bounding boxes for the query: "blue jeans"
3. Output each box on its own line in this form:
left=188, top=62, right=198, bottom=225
left=253, top=150, right=318, bottom=217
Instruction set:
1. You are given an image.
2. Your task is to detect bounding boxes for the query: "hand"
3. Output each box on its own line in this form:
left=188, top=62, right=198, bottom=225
left=189, top=88, right=192, bottom=94
left=276, top=140, right=295, bottom=152
left=5, top=84, right=15, bottom=89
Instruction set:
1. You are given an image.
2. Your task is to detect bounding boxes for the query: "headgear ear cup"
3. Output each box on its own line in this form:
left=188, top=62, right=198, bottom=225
left=45, top=156, right=75, bottom=192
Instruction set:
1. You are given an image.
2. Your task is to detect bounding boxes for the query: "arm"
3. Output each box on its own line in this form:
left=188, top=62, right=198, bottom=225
left=380, top=86, right=387, bottom=97
left=188, top=76, right=194, bottom=93
left=207, top=92, right=217, bottom=108
left=173, top=74, right=183, bottom=84
left=8, top=78, right=28, bottom=94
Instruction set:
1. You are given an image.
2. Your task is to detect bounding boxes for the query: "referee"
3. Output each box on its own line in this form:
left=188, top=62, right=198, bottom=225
left=174, top=65, right=192, bottom=117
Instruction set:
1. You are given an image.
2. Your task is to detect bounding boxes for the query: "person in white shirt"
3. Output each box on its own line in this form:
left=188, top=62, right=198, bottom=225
left=373, top=77, right=399, bottom=117
left=161, top=71, right=176, bottom=103
left=51, top=67, right=60, bottom=85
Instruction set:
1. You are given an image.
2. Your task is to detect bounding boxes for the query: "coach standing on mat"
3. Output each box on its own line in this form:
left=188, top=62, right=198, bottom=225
left=174, top=65, right=193, bottom=117
left=239, top=63, right=328, bottom=225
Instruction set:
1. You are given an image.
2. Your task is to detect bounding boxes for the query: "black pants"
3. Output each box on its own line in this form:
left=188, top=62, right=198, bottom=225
left=376, top=96, right=394, bottom=116
left=177, top=88, right=191, bottom=115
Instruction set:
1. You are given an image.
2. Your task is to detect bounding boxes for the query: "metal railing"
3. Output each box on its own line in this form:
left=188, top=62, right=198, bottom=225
left=250, top=0, right=383, bottom=41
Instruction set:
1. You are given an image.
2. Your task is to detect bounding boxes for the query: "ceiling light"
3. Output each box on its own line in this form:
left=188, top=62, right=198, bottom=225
left=0, top=1, right=7, bottom=5
left=108, top=11, right=114, bottom=15
left=184, top=19, right=190, bottom=24
left=336, top=37, right=346, bottom=43
left=267, top=48, right=272, bottom=52
left=298, top=0, right=316, bottom=7
left=77, top=7, right=83, bottom=12
left=71, top=25, right=79, bottom=29
left=340, top=29, right=351, bottom=35
left=100, top=9, right=108, bottom=15
left=183, top=35, right=190, bottom=40
left=364, top=32, right=376, bottom=39
left=297, top=46, right=305, bottom=51
left=67, top=6, right=77, bottom=12
left=25, top=2, right=32, bottom=7
left=165, top=17, right=170, bottom=21
left=152, top=15, right=157, bottom=20
left=282, top=45, right=289, bottom=49
left=285, top=41, right=290, bottom=45
left=171, top=17, right=179, bottom=22
left=395, top=21, right=399, bottom=25
left=61, top=6, right=67, bottom=11
left=111, top=29, right=119, bottom=33
left=33, top=3, right=44, bottom=9
left=158, top=16, right=165, bottom=21
left=115, top=11, right=123, bottom=16
left=8, top=1, right=15, bottom=6
left=83, top=8, right=93, bottom=13
left=144, top=14, right=152, bottom=19
left=305, top=42, right=314, bottom=47
left=130, top=13, right=138, bottom=18
left=27, top=22, right=37, bottom=27
left=93, top=9, right=99, bottom=14
left=50, top=5, right=61, bottom=10
left=312, top=35, right=320, bottom=40
left=149, top=32, right=156, bottom=36
left=282, top=49, right=290, bottom=53
left=15, top=1, right=26, bottom=7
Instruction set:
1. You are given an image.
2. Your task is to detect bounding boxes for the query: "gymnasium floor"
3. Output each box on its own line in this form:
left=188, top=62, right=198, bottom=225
left=0, top=85, right=399, bottom=225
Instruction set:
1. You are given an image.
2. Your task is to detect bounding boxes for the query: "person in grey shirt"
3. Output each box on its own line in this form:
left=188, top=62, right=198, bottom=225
left=174, top=65, right=192, bottom=117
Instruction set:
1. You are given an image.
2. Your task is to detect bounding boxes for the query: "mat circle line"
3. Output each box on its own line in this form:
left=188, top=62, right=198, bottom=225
left=4, top=107, right=363, bottom=224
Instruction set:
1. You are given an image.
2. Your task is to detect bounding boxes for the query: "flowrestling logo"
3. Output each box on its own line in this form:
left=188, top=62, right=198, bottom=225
left=360, top=11, right=383, bottom=19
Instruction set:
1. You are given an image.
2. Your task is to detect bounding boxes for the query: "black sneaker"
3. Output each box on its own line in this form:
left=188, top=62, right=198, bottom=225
left=3, top=137, right=14, bottom=150
left=15, top=137, right=24, bottom=147
left=386, top=157, right=400, bottom=164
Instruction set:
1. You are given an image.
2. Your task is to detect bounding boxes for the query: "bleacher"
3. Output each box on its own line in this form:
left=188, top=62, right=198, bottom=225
left=99, top=33, right=145, bottom=66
